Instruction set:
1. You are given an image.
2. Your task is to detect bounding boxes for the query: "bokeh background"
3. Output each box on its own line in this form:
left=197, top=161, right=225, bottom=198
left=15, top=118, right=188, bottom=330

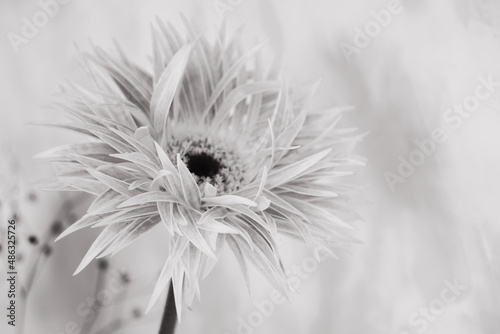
left=2, top=0, right=500, bottom=333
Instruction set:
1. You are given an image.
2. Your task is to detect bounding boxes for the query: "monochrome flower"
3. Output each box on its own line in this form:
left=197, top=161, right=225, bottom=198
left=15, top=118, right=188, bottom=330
left=39, top=18, right=363, bottom=318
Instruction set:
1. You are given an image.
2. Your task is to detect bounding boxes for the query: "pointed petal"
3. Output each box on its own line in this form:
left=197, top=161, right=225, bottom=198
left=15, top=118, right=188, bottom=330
left=55, top=212, right=114, bottom=241
left=176, top=154, right=201, bottom=208
left=118, top=191, right=182, bottom=208
left=266, top=148, right=332, bottom=189
left=202, top=195, right=257, bottom=207
left=174, top=206, right=216, bottom=259
left=73, top=223, right=127, bottom=274
left=150, top=44, right=193, bottom=131
left=147, top=237, right=189, bottom=312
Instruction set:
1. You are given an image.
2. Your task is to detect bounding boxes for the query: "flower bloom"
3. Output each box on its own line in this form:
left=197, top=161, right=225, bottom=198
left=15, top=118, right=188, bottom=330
left=39, top=19, right=363, bottom=318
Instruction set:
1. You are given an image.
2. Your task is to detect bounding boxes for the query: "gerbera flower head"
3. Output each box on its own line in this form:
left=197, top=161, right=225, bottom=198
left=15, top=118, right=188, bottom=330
left=39, top=18, right=364, bottom=318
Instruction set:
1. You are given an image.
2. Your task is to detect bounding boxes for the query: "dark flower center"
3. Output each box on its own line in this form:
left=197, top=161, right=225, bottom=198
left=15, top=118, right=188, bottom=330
left=167, top=135, right=246, bottom=194
left=186, top=152, right=221, bottom=179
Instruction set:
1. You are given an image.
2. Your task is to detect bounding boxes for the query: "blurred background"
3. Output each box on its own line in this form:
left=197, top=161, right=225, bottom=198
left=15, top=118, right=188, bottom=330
left=2, top=0, right=500, bottom=333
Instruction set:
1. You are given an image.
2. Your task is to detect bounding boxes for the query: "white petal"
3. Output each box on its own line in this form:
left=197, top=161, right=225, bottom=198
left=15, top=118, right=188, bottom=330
left=150, top=44, right=193, bottom=132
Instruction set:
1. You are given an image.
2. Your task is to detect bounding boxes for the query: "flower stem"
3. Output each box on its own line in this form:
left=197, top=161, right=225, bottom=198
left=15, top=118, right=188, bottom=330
left=158, top=282, right=177, bottom=334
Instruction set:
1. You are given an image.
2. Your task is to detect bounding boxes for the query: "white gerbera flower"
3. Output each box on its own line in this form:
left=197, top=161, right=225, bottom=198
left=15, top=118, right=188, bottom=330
left=39, top=18, right=363, bottom=320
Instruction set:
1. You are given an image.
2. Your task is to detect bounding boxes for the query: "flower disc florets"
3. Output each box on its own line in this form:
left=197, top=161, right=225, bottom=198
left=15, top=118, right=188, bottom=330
left=166, top=133, right=246, bottom=194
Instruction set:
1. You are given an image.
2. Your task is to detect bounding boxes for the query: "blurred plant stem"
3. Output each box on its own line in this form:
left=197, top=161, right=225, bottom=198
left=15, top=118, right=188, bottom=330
left=158, top=282, right=177, bottom=334
left=18, top=242, right=51, bottom=333
left=80, top=265, right=106, bottom=334
left=94, top=279, right=129, bottom=334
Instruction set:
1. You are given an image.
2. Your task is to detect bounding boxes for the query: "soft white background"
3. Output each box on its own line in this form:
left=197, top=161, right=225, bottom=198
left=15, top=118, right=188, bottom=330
left=1, top=0, right=500, bottom=333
